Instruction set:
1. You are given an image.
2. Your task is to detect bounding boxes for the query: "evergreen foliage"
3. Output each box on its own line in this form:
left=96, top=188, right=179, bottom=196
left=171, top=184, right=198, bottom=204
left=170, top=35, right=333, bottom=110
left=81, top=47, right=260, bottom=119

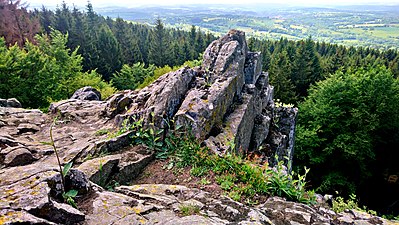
left=249, top=37, right=398, bottom=104
left=34, top=4, right=215, bottom=81
left=0, top=30, right=115, bottom=109
left=112, top=63, right=154, bottom=90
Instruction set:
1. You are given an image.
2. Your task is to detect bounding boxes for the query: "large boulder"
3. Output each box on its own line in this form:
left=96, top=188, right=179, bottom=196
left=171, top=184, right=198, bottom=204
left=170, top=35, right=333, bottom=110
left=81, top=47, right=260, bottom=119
left=71, top=86, right=101, bottom=101
left=0, top=98, right=22, bottom=108
left=0, top=29, right=394, bottom=225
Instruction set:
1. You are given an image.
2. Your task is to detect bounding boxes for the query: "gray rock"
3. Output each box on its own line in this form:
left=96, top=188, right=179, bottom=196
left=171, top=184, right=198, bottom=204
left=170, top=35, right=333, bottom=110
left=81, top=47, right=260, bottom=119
left=71, top=86, right=101, bottom=101
left=84, top=191, right=142, bottom=225
left=7, top=98, right=22, bottom=108
left=204, top=93, right=256, bottom=154
left=1, top=29, right=392, bottom=225
left=0, top=98, right=7, bottom=107
left=0, top=98, right=22, bottom=108
left=104, top=91, right=134, bottom=118
left=112, top=150, right=154, bottom=185
left=47, top=169, right=91, bottom=198
left=111, top=67, right=197, bottom=128
left=176, top=30, right=248, bottom=140
left=244, top=52, right=262, bottom=84
left=265, top=107, right=298, bottom=168
left=3, top=147, right=36, bottom=167
left=78, top=155, right=120, bottom=186
left=28, top=200, right=85, bottom=225
left=17, top=123, right=40, bottom=134
left=0, top=209, right=56, bottom=225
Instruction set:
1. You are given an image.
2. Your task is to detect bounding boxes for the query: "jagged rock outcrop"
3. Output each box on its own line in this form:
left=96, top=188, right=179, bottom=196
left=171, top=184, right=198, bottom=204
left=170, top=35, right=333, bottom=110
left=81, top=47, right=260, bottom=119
left=0, top=30, right=394, bottom=225
left=107, top=30, right=291, bottom=161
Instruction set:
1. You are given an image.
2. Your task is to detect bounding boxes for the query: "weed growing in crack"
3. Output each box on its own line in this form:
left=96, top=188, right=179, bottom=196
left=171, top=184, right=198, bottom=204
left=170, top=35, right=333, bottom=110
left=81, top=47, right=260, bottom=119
left=44, top=118, right=78, bottom=208
left=179, top=204, right=201, bottom=216
left=156, top=126, right=316, bottom=205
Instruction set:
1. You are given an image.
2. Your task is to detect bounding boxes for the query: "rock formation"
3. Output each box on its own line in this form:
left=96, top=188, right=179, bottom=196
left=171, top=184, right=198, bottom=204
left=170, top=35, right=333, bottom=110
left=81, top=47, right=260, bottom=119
left=0, top=30, right=393, bottom=225
left=107, top=30, right=295, bottom=162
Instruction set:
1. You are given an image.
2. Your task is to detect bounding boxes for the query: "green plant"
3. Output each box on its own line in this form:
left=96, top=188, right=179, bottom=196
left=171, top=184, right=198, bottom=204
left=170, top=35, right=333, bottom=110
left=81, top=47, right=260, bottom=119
left=95, top=129, right=109, bottom=136
left=199, top=178, right=211, bottom=185
left=332, top=194, right=377, bottom=216
left=296, top=66, right=399, bottom=196
left=382, top=214, right=399, bottom=221
left=62, top=190, right=78, bottom=208
left=190, top=166, right=208, bottom=177
left=179, top=204, right=200, bottom=216
left=228, top=190, right=242, bottom=201
left=139, top=113, right=164, bottom=151
left=46, top=118, right=78, bottom=208
left=106, top=180, right=120, bottom=191
left=332, top=194, right=360, bottom=213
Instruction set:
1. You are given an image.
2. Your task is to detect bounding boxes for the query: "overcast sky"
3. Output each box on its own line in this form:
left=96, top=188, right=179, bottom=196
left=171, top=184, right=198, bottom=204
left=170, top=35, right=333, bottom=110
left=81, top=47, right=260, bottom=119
left=27, top=0, right=399, bottom=8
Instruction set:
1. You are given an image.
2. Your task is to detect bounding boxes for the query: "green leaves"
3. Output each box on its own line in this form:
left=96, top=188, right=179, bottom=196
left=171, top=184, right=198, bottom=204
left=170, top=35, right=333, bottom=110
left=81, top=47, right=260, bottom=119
left=63, top=189, right=78, bottom=198
left=62, top=190, right=78, bottom=208
left=296, top=66, right=399, bottom=195
left=62, top=161, right=73, bottom=177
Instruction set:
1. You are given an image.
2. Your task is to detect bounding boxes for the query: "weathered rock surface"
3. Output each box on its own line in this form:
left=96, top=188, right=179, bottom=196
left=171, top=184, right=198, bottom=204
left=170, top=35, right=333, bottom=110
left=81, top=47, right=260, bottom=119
left=1, top=30, right=394, bottom=225
left=71, top=86, right=102, bottom=101
left=0, top=98, right=22, bottom=108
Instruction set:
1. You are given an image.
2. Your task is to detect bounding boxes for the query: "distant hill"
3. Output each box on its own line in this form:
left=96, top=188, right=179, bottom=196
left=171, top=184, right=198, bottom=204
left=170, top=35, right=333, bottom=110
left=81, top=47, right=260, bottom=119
left=98, top=4, right=399, bottom=49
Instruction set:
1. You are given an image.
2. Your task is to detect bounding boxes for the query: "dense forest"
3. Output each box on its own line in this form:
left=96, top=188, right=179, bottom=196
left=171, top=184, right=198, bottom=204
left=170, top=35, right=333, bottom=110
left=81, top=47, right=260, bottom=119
left=0, top=0, right=398, bottom=216
left=247, top=38, right=399, bottom=215
left=0, top=0, right=214, bottom=108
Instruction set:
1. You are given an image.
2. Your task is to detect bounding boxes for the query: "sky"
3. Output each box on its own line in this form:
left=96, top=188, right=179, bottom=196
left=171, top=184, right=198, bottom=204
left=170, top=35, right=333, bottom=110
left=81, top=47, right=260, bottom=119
left=27, top=0, right=399, bottom=8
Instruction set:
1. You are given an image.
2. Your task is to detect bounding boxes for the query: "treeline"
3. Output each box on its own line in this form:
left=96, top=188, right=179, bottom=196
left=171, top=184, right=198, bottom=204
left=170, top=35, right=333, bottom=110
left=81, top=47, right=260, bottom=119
left=248, top=37, right=399, bottom=104
left=32, top=2, right=215, bottom=81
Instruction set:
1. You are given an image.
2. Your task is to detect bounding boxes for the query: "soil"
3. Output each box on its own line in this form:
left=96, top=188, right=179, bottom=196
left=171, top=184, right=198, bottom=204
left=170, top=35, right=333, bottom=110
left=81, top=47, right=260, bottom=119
left=131, top=159, right=223, bottom=200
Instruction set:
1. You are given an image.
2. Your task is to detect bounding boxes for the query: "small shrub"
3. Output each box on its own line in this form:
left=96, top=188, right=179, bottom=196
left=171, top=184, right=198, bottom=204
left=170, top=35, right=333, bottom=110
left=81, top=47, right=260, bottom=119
left=179, top=204, right=200, bottom=216
left=199, top=178, right=211, bottom=185
left=332, top=194, right=360, bottom=213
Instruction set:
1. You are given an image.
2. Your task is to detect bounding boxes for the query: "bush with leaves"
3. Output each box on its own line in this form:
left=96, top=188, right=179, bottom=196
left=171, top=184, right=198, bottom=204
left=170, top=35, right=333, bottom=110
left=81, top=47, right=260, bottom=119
left=295, top=66, right=399, bottom=196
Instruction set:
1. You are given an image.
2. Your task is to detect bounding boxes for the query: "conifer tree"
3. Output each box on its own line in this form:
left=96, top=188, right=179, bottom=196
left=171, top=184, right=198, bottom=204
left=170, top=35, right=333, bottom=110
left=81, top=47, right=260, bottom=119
left=96, top=24, right=122, bottom=81
left=269, top=51, right=297, bottom=103
left=148, top=18, right=169, bottom=67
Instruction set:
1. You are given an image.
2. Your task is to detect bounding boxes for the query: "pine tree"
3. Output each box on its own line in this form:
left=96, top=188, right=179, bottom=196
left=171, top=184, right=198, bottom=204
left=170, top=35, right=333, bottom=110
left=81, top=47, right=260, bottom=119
left=269, top=51, right=297, bottom=103
left=195, top=28, right=204, bottom=57
left=291, top=37, right=322, bottom=97
left=148, top=18, right=169, bottom=67
left=39, top=6, right=53, bottom=34
left=96, top=24, right=122, bottom=81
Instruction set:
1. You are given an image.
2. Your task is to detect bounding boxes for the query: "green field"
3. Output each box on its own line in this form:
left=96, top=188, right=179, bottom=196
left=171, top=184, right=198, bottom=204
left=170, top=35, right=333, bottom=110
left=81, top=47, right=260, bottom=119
left=100, top=4, right=399, bottom=49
